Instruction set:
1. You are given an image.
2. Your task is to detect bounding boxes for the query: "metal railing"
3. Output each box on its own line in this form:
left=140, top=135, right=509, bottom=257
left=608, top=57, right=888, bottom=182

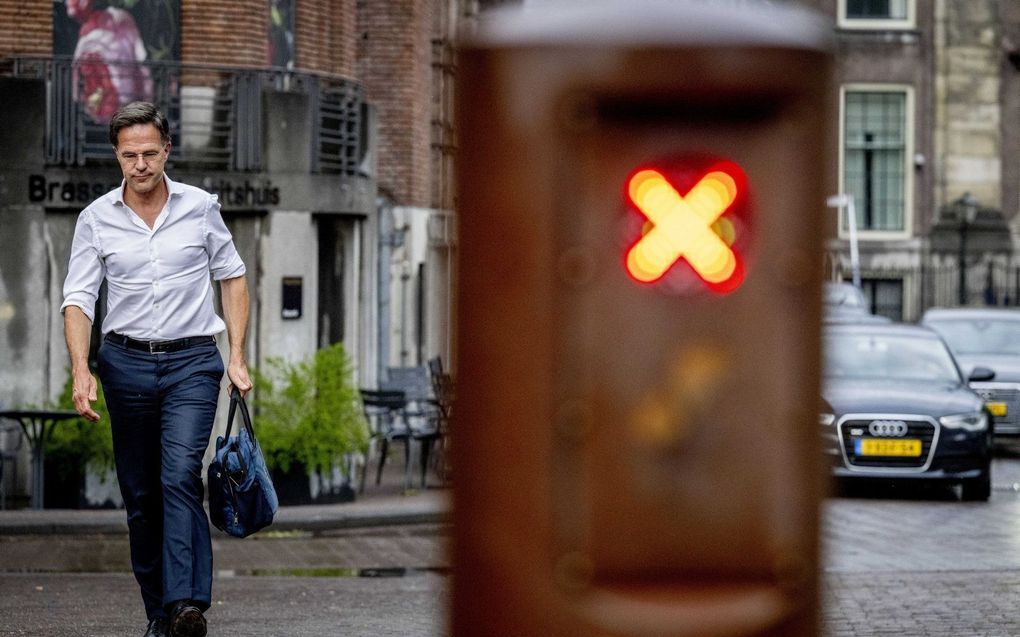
left=827, top=251, right=1020, bottom=321
left=5, top=56, right=364, bottom=175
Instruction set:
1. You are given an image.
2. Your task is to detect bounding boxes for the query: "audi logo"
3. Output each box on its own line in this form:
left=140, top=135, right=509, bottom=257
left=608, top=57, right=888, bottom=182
left=869, top=420, right=908, bottom=437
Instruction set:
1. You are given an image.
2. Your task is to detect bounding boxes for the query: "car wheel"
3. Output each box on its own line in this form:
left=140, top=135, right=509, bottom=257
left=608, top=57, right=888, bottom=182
left=961, top=472, right=991, bottom=502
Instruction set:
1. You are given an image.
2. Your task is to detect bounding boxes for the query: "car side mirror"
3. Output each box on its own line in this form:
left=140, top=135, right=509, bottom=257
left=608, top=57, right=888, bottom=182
left=968, top=366, right=995, bottom=382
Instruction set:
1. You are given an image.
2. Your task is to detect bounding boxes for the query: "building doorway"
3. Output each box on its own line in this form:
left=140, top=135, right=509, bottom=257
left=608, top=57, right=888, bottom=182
left=860, top=277, right=904, bottom=321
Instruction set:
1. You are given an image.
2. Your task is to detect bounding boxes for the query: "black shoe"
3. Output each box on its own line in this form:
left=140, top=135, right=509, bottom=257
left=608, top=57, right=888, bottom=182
left=168, top=601, right=207, bottom=637
left=143, top=617, right=168, bottom=637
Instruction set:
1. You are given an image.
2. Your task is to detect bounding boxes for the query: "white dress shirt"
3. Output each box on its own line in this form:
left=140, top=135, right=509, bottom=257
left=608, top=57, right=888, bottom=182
left=61, top=174, right=246, bottom=341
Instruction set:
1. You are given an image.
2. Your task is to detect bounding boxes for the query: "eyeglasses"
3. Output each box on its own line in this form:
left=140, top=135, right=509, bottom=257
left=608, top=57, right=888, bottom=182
left=117, top=146, right=168, bottom=165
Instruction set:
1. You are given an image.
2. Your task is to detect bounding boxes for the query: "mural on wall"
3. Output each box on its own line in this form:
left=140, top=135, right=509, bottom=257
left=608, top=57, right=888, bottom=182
left=268, top=0, right=295, bottom=69
left=53, top=0, right=180, bottom=123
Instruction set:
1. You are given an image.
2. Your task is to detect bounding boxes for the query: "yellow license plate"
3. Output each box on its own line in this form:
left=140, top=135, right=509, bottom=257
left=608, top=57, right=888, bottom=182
left=987, top=402, right=1008, bottom=417
left=855, top=438, right=922, bottom=457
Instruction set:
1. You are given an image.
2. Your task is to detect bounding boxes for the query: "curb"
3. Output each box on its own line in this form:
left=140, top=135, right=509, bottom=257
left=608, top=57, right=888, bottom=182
left=0, top=492, right=450, bottom=536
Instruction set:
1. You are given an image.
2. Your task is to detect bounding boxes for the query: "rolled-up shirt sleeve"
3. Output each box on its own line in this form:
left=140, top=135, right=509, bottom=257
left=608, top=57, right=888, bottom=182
left=60, top=210, right=106, bottom=322
left=204, top=195, right=246, bottom=281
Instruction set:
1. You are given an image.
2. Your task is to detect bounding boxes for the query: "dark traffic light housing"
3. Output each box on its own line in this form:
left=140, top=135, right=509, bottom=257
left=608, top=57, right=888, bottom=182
left=453, top=3, right=834, bottom=636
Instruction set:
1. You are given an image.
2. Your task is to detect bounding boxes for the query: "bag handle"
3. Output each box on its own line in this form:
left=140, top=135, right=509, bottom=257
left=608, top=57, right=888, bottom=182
left=223, top=388, right=257, bottom=441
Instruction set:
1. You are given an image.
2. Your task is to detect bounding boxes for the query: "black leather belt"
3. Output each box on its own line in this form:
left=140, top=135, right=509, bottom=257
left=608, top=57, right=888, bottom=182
left=106, top=332, right=215, bottom=354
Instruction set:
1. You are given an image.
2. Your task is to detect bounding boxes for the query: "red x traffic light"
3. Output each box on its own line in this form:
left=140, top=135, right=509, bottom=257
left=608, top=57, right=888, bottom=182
left=624, top=157, right=751, bottom=294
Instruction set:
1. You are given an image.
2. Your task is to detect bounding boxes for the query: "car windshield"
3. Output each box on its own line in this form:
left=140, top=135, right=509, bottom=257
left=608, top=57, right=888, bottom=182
left=924, top=319, right=1020, bottom=356
left=824, top=333, right=961, bottom=383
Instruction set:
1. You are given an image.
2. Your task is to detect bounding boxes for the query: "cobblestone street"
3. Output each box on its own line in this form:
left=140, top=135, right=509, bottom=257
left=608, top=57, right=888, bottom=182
left=820, top=450, right=1020, bottom=636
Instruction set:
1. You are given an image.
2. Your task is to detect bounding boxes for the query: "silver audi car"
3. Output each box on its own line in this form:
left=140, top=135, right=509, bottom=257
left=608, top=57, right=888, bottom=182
left=922, top=308, right=1020, bottom=437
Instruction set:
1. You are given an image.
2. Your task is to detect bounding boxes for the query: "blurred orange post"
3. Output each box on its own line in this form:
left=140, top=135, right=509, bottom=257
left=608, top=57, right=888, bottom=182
left=452, top=2, right=834, bottom=635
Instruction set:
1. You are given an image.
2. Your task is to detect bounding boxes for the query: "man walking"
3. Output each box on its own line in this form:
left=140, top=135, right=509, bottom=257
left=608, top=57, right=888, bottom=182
left=61, top=101, right=252, bottom=637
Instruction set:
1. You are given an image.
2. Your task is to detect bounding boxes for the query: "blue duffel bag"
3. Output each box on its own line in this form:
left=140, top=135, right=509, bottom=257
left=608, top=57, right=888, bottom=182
left=207, top=388, right=278, bottom=538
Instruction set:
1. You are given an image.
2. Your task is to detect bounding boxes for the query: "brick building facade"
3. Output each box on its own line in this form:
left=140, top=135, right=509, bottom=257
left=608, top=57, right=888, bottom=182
left=358, top=0, right=433, bottom=206
left=0, top=2, right=48, bottom=56
left=0, top=0, right=359, bottom=71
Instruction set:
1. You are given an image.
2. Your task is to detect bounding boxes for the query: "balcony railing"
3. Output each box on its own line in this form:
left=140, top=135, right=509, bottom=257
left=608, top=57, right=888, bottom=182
left=5, top=56, right=365, bottom=175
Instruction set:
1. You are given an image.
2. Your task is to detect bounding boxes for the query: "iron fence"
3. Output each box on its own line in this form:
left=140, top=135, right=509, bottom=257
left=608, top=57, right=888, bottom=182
left=919, top=260, right=1020, bottom=308
left=5, top=56, right=364, bottom=175
left=827, top=252, right=1020, bottom=321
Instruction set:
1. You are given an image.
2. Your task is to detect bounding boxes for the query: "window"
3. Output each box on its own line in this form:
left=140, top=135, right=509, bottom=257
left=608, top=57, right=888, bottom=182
left=839, top=0, right=914, bottom=29
left=840, top=86, right=913, bottom=237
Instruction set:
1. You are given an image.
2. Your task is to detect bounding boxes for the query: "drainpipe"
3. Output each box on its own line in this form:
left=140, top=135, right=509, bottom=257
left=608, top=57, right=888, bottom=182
left=377, top=198, right=394, bottom=382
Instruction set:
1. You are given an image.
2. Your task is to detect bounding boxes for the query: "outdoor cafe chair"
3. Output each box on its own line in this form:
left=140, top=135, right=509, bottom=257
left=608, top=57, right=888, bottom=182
left=380, top=366, right=444, bottom=489
left=426, top=357, right=454, bottom=484
left=359, top=388, right=413, bottom=492
left=0, top=416, right=22, bottom=510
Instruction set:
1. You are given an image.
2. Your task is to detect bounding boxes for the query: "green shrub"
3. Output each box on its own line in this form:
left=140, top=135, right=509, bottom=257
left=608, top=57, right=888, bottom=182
left=45, top=372, right=115, bottom=481
left=251, top=343, right=369, bottom=476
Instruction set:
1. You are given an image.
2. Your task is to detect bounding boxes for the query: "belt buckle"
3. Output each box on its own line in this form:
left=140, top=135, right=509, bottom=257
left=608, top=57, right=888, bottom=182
left=149, top=340, right=159, bottom=354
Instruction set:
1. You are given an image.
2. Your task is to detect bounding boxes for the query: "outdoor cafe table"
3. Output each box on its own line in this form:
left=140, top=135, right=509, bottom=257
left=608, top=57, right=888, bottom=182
left=0, top=409, right=81, bottom=509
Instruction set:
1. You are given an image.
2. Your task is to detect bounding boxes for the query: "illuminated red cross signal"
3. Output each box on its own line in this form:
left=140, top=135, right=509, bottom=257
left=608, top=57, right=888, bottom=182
left=625, top=160, right=749, bottom=293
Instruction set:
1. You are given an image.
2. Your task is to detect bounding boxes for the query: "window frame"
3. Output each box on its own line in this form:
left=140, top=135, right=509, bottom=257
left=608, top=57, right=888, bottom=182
left=837, top=83, right=915, bottom=241
left=838, top=0, right=915, bottom=31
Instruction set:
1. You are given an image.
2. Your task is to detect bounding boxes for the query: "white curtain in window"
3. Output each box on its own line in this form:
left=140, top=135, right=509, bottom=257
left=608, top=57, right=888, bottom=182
left=843, top=90, right=906, bottom=232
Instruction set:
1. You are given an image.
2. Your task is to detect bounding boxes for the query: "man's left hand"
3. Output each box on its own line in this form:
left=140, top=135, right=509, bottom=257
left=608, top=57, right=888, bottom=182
left=227, top=360, right=253, bottom=397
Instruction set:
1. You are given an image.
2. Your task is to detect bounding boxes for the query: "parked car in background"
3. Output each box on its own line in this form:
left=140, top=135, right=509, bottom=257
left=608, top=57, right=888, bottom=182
left=820, top=322, right=992, bottom=501
left=824, top=281, right=867, bottom=311
left=823, top=281, right=891, bottom=324
left=922, top=308, right=1020, bottom=437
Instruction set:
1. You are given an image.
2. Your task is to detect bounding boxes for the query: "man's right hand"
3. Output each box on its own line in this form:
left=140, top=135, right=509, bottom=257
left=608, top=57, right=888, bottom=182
left=72, top=370, right=100, bottom=422
left=63, top=306, right=99, bottom=421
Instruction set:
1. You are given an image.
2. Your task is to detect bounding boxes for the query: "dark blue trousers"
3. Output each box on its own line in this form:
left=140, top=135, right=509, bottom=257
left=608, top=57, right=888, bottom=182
left=97, top=337, right=223, bottom=620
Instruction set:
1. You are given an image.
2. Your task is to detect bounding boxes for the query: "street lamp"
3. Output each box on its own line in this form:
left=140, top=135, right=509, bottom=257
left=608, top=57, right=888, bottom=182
left=827, top=193, right=861, bottom=289
left=956, top=192, right=979, bottom=305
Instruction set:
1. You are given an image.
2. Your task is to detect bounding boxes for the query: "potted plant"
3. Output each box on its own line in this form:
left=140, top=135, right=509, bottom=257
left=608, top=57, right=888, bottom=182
left=251, top=343, right=369, bottom=504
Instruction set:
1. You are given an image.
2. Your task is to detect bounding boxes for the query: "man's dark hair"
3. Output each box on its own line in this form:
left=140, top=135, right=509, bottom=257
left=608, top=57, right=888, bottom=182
left=109, top=102, right=170, bottom=147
